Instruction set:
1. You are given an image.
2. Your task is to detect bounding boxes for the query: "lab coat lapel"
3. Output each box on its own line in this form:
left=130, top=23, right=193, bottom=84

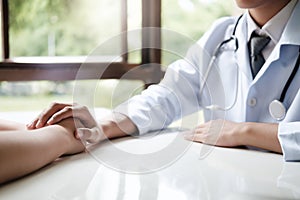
left=280, top=0, right=300, bottom=46
left=253, top=45, right=280, bottom=82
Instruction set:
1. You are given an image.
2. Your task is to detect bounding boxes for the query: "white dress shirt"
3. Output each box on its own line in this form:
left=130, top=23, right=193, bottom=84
left=246, top=0, right=297, bottom=60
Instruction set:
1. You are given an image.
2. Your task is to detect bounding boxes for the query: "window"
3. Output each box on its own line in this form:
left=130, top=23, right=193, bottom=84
left=10, top=1, right=121, bottom=58
left=161, top=0, right=238, bottom=67
left=0, top=0, right=162, bottom=80
left=0, top=0, right=161, bottom=111
left=0, top=0, right=238, bottom=111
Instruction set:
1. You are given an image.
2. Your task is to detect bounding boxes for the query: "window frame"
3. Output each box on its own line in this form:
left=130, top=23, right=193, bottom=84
left=0, top=0, right=163, bottom=83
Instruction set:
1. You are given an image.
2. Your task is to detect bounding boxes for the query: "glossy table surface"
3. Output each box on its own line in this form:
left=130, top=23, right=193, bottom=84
left=0, top=111, right=300, bottom=200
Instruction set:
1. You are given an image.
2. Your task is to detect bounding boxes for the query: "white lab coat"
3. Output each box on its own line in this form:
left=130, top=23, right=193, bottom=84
left=115, top=1, right=300, bottom=161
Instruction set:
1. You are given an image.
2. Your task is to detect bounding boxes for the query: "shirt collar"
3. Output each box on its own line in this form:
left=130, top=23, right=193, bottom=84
left=246, top=0, right=298, bottom=44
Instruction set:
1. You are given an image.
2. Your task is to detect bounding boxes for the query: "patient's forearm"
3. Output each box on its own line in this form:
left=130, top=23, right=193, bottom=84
left=0, top=119, right=26, bottom=131
left=0, top=125, right=75, bottom=184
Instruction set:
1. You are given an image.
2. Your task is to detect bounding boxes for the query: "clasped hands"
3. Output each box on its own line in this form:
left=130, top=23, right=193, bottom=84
left=26, top=102, right=105, bottom=144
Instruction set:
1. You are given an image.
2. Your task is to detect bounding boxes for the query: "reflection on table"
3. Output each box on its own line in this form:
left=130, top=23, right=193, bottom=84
left=0, top=127, right=299, bottom=200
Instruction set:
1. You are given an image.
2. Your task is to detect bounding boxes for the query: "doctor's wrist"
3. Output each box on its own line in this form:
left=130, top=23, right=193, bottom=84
left=238, top=122, right=281, bottom=153
left=100, top=113, right=138, bottom=140
left=237, top=122, right=254, bottom=146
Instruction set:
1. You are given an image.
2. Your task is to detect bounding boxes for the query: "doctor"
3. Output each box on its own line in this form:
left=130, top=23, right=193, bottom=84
left=28, top=0, right=300, bottom=161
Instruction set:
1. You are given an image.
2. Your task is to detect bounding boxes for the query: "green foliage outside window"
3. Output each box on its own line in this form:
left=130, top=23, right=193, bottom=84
left=9, top=0, right=120, bottom=57
left=1, top=0, right=238, bottom=112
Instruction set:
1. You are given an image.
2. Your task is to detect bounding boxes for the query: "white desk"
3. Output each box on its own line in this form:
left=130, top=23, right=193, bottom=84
left=0, top=111, right=300, bottom=200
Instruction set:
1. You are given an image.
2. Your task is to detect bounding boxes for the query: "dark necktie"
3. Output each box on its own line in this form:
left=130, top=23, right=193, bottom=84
left=248, top=32, right=271, bottom=78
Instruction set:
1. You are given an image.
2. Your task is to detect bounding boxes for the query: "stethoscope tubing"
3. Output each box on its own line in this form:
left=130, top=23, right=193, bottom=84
left=269, top=48, right=300, bottom=121
left=202, top=14, right=300, bottom=121
left=200, top=15, right=242, bottom=111
left=279, top=49, right=300, bottom=102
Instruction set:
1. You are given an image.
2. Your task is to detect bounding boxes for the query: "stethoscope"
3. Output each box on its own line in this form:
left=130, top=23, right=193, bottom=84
left=269, top=49, right=300, bottom=120
left=201, top=14, right=300, bottom=121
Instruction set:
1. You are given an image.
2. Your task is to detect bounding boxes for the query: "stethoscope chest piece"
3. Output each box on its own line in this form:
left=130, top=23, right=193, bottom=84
left=269, top=100, right=286, bottom=121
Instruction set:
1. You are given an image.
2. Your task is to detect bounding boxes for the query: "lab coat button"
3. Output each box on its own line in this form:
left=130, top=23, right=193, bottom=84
left=248, top=98, right=257, bottom=107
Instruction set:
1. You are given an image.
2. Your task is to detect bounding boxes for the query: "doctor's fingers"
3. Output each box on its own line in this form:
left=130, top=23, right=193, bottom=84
left=194, top=124, right=211, bottom=133
left=184, top=131, right=212, bottom=145
left=27, top=102, right=73, bottom=129
left=76, top=127, right=104, bottom=144
left=46, top=106, right=78, bottom=126
left=185, top=126, right=220, bottom=145
left=45, top=104, right=97, bottom=128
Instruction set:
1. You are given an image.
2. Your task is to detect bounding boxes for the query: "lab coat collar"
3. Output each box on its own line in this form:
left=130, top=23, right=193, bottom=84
left=252, top=0, right=300, bottom=81
left=246, top=0, right=298, bottom=44
left=280, top=0, right=300, bottom=46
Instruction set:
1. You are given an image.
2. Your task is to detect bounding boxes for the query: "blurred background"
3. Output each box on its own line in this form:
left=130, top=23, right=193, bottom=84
left=0, top=0, right=238, bottom=111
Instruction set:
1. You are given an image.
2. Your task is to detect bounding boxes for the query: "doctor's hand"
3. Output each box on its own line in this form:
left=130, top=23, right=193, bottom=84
left=184, top=119, right=282, bottom=153
left=26, top=102, right=104, bottom=144
left=184, top=119, right=245, bottom=147
left=27, top=102, right=97, bottom=129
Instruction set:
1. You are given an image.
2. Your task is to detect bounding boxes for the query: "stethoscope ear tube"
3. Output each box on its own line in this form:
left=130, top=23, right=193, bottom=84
left=202, top=15, right=242, bottom=112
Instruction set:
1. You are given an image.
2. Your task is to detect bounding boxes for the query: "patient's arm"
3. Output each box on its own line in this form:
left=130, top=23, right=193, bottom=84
left=0, top=118, right=85, bottom=184
left=0, top=119, right=26, bottom=131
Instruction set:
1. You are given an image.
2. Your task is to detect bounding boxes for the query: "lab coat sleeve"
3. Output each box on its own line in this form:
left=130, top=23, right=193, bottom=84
left=278, top=122, right=300, bottom=161
left=114, top=56, right=202, bottom=135
left=114, top=16, right=235, bottom=135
